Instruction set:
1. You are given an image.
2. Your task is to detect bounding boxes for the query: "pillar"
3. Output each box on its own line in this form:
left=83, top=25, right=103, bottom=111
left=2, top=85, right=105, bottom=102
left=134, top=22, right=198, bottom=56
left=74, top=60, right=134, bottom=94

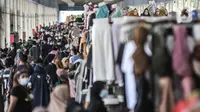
left=14, top=0, right=18, bottom=32
left=5, top=0, right=10, bottom=47
left=0, top=0, right=6, bottom=48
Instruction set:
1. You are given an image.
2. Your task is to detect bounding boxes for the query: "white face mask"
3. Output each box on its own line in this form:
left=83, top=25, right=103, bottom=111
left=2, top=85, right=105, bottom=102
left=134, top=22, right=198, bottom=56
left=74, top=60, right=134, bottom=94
left=19, top=78, right=29, bottom=86
left=99, top=89, right=109, bottom=98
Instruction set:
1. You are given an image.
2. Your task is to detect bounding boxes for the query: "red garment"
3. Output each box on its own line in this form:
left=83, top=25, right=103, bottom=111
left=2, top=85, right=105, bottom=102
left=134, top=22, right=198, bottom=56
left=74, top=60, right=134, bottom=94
left=174, top=96, right=198, bottom=112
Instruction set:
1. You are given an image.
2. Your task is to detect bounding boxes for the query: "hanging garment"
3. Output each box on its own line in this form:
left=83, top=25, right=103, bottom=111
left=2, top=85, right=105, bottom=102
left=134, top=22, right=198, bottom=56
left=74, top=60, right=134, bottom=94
left=96, top=5, right=109, bottom=18
left=112, top=18, right=123, bottom=86
left=152, top=24, right=173, bottom=77
left=92, top=19, right=115, bottom=82
left=74, top=60, right=88, bottom=103
left=173, top=25, right=192, bottom=76
left=193, top=24, right=200, bottom=44
left=111, top=7, right=123, bottom=18
left=120, top=17, right=141, bottom=43
left=121, top=41, right=145, bottom=110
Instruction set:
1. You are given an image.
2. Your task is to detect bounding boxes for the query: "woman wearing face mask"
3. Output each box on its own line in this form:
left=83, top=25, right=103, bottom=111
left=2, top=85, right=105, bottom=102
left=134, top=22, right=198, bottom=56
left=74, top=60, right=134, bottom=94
left=87, top=81, right=107, bottom=112
left=7, top=71, right=32, bottom=112
left=142, top=8, right=151, bottom=16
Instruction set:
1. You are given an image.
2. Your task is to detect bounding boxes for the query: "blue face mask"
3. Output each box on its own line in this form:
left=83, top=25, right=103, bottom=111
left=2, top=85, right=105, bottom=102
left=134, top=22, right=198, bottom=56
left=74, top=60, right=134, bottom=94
left=99, top=89, right=109, bottom=98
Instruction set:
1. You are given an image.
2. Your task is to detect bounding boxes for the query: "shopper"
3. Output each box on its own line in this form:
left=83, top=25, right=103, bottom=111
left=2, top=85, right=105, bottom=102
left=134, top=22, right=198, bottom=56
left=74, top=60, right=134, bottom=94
left=87, top=81, right=107, bottom=112
left=29, top=59, right=50, bottom=109
left=47, top=84, right=71, bottom=112
left=7, top=71, right=32, bottom=112
left=29, top=41, right=40, bottom=62
left=7, top=43, right=16, bottom=60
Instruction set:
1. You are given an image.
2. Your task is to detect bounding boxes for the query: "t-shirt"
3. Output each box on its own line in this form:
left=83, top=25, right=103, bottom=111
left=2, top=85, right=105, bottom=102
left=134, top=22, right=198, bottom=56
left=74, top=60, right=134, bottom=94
left=11, top=86, right=32, bottom=112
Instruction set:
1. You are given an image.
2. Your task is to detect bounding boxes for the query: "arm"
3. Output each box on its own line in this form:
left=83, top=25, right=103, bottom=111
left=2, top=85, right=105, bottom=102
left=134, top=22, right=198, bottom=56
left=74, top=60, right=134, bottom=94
left=7, top=96, right=18, bottom=112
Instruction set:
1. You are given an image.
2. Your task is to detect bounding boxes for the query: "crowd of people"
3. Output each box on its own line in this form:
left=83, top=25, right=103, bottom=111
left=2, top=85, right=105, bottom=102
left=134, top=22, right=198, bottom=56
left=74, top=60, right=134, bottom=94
left=0, top=22, right=100, bottom=112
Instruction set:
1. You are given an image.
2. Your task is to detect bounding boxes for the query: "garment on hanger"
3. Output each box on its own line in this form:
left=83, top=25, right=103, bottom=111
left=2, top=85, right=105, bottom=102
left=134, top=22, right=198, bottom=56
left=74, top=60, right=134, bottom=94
left=173, top=25, right=192, bottom=76
left=96, top=5, right=109, bottom=18
left=152, top=24, right=173, bottom=77
left=74, top=60, right=88, bottom=103
left=111, top=7, right=123, bottom=18
left=193, top=24, right=200, bottom=44
left=112, top=18, right=123, bottom=86
left=92, top=19, right=115, bottom=82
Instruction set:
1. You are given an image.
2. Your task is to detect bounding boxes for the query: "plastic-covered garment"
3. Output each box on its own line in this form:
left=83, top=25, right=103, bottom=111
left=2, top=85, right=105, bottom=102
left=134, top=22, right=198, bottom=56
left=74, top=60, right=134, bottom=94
left=92, top=19, right=115, bottom=82
left=96, top=5, right=109, bottom=18
left=111, top=7, right=123, bottom=18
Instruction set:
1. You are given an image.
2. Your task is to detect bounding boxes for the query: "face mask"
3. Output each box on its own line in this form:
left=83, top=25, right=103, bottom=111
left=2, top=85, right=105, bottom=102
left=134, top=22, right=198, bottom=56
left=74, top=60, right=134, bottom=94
left=20, top=78, right=29, bottom=86
left=11, top=47, right=14, bottom=50
left=57, top=42, right=61, bottom=45
left=99, top=89, right=109, bottom=98
left=50, top=43, right=53, bottom=45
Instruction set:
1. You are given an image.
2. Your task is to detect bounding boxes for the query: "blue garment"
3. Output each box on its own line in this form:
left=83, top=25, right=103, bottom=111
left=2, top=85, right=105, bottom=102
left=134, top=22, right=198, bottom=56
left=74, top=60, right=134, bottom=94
left=30, top=64, right=50, bottom=108
left=96, top=5, right=109, bottom=18
left=192, top=10, right=198, bottom=20
left=111, top=7, right=123, bottom=18
left=71, top=55, right=82, bottom=64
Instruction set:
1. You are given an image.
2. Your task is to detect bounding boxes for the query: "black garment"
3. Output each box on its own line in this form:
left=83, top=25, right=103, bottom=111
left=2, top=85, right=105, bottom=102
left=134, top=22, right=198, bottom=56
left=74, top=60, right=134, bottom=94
left=8, top=49, right=16, bottom=59
left=11, top=86, right=32, bottom=112
left=88, top=81, right=107, bottom=112
left=41, top=44, right=50, bottom=59
left=151, top=25, right=173, bottom=77
left=45, top=63, right=58, bottom=86
left=30, top=64, right=50, bottom=108
left=134, top=75, right=153, bottom=112
left=87, top=13, right=96, bottom=30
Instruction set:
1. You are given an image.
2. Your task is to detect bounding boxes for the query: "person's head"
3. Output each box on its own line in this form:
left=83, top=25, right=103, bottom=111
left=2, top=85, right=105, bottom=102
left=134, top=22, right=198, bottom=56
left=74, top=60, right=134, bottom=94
left=160, top=8, right=168, bottom=16
left=143, top=8, right=150, bottom=16
left=19, top=39, right=22, bottom=42
left=17, top=49, right=22, bottom=55
left=133, top=8, right=139, bottom=16
left=19, top=53, right=28, bottom=64
left=62, top=57, right=69, bottom=69
left=10, top=43, right=16, bottom=50
left=32, top=41, right=37, bottom=46
left=155, top=8, right=160, bottom=16
left=4, top=57, right=14, bottom=68
left=13, top=71, right=29, bottom=87
left=54, top=56, right=63, bottom=69
left=56, top=69, right=68, bottom=83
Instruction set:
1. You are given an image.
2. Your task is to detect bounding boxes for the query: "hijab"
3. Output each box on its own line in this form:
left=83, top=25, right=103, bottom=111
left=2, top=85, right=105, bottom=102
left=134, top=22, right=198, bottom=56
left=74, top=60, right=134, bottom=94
left=47, top=85, right=70, bottom=112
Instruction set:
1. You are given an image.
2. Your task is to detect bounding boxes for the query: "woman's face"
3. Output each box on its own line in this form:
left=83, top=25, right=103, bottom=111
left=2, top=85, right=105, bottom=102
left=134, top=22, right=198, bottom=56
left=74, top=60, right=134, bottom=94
left=145, top=9, right=149, bottom=15
left=17, top=73, right=29, bottom=86
left=156, top=9, right=160, bottom=15
left=134, top=10, right=138, bottom=15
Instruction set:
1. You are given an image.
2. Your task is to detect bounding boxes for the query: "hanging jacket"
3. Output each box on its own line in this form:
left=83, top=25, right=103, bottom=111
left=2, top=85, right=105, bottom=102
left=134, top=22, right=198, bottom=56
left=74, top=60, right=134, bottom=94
left=30, top=64, right=50, bottom=108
